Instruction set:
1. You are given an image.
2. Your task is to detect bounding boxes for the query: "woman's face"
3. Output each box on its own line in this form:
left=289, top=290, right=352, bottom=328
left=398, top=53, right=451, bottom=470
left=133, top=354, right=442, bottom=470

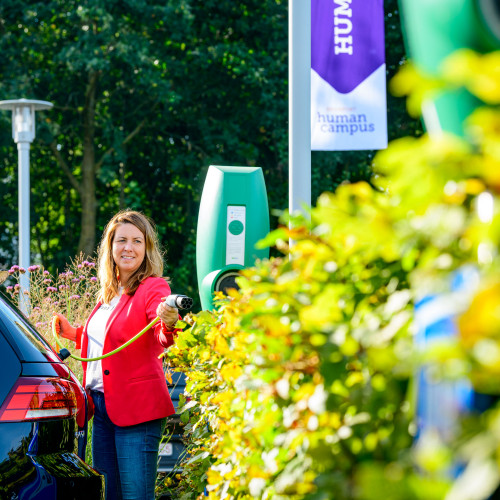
left=112, top=223, right=146, bottom=283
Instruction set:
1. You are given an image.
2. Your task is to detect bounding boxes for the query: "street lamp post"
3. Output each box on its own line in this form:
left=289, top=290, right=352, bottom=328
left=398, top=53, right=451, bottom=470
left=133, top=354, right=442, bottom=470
left=289, top=0, right=311, bottom=246
left=0, top=98, right=53, bottom=313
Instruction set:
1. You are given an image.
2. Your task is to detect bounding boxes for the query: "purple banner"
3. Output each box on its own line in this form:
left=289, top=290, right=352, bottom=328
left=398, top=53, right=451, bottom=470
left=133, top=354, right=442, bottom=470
left=311, top=0, right=387, bottom=151
left=312, top=0, right=385, bottom=94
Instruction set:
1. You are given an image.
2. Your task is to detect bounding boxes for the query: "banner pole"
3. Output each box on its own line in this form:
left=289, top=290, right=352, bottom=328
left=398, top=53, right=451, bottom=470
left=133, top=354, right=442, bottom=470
left=289, top=0, right=311, bottom=242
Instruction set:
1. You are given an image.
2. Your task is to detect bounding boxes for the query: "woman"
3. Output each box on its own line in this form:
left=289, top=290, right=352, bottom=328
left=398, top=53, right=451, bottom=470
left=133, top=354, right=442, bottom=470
left=55, top=210, right=180, bottom=500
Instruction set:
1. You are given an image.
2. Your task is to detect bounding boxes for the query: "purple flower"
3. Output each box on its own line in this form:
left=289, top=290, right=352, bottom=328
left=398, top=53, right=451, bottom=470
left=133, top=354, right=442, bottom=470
left=69, top=295, right=80, bottom=300
left=47, top=286, right=57, bottom=293
left=79, top=275, right=85, bottom=280
left=77, top=264, right=83, bottom=269
left=59, top=285, right=68, bottom=291
left=28, top=265, right=41, bottom=272
left=43, top=270, right=50, bottom=276
left=14, top=284, right=20, bottom=290
left=43, top=278, right=51, bottom=284
left=9, top=265, right=19, bottom=274
left=19, top=267, right=26, bottom=274
left=90, top=277, right=97, bottom=282
left=67, top=271, right=74, bottom=277
left=6, top=286, right=13, bottom=291
left=72, top=278, right=80, bottom=283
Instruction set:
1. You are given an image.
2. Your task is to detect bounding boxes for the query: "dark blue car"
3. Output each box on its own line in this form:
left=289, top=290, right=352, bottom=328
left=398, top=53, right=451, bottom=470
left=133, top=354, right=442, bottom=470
left=0, top=290, right=104, bottom=499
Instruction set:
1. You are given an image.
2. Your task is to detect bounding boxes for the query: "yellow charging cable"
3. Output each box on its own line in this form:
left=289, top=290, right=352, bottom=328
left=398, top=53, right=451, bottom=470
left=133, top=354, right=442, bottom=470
left=51, top=294, right=191, bottom=362
left=52, top=315, right=160, bottom=362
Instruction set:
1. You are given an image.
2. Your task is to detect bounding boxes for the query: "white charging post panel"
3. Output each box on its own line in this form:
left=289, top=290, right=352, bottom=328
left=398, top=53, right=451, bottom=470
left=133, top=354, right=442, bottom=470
left=226, top=205, right=246, bottom=265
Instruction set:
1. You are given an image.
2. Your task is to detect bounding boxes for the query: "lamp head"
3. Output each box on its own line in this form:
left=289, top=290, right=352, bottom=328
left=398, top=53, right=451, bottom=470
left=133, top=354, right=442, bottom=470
left=0, top=98, right=53, bottom=143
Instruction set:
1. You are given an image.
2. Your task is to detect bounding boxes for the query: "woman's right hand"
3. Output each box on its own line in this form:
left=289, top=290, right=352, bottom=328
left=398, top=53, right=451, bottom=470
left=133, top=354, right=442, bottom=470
left=53, top=314, right=77, bottom=343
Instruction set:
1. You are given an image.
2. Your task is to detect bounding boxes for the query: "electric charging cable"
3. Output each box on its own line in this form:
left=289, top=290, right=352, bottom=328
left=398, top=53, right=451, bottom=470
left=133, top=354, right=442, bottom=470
left=52, top=294, right=193, bottom=362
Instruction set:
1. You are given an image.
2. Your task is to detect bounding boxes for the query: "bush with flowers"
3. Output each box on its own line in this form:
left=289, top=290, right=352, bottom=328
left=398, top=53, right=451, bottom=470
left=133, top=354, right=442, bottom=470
left=160, top=49, right=500, bottom=500
left=3, top=255, right=99, bottom=379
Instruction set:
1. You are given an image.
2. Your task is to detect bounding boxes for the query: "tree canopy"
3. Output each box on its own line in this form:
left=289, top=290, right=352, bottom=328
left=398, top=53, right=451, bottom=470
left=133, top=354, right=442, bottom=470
left=0, top=0, right=419, bottom=303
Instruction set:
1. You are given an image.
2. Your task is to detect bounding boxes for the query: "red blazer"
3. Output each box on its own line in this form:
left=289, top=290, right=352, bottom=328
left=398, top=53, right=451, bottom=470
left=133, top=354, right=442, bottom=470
left=75, top=277, right=177, bottom=426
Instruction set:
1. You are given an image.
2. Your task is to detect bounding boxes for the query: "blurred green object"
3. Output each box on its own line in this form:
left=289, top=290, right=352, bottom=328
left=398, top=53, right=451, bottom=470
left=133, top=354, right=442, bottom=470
left=398, top=0, right=500, bottom=136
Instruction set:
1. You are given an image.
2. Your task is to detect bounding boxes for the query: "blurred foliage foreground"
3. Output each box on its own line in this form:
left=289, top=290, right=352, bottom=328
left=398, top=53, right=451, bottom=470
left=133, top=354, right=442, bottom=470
left=162, top=50, right=500, bottom=499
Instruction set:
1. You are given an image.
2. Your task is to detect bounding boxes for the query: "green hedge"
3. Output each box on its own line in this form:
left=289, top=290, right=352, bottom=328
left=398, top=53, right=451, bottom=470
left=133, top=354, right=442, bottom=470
left=163, top=50, right=500, bottom=499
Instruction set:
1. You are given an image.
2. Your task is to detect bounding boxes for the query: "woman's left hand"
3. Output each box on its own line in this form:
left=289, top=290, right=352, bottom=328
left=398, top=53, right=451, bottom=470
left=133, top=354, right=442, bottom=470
left=157, top=297, right=179, bottom=329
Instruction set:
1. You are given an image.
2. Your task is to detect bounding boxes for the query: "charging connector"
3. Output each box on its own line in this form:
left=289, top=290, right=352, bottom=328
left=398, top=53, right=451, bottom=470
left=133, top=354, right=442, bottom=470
left=164, top=294, right=193, bottom=309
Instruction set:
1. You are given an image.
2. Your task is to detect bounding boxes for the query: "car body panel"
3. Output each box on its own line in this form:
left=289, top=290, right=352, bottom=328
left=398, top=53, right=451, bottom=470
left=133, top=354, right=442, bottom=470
left=0, top=291, right=104, bottom=499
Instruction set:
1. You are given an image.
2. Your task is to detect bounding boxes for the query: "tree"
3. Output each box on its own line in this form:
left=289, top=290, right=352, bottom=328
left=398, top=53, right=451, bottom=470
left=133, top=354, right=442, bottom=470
left=0, top=0, right=189, bottom=256
left=0, top=0, right=418, bottom=305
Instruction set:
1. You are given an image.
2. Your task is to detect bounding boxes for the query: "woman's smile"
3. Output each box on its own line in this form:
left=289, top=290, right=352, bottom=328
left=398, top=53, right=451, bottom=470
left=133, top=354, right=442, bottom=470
left=112, top=223, right=146, bottom=283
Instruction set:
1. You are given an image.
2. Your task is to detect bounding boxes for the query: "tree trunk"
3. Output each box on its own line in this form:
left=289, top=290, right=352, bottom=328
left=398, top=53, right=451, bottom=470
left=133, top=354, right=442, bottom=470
left=78, top=71, right=98, bottom=256
left=119, top=160, right=125, bottom=210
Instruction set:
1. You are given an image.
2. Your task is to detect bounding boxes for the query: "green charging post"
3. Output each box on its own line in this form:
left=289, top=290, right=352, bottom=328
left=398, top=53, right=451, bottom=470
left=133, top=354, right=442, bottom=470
left=398, top=0, right=500, bottom=136
left=196, top=165, right=270, bottom=310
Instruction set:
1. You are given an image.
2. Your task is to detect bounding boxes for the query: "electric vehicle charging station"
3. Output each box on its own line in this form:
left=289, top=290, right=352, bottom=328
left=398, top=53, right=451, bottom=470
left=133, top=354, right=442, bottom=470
left=196, top=165, right=270, bottom=311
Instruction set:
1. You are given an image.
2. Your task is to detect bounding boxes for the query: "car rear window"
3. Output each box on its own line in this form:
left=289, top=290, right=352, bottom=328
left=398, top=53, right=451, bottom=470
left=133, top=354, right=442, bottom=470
left=0, top=293, right=60, bottom=363
left=0, top=328, right=22, bottom=404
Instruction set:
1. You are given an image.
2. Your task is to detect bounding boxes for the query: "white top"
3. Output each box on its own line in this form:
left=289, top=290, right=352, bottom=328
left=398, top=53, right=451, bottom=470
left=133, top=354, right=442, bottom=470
left=85, top=291, right=122, bottom=392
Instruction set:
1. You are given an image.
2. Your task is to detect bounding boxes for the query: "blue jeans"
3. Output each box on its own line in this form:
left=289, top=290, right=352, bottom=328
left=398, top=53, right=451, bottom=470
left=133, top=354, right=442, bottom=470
left=91, top=390, right=166, bottom=500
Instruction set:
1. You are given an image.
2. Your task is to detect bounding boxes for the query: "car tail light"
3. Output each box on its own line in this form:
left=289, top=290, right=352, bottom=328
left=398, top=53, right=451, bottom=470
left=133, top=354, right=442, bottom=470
left=0, top=377, right=81, bottom=422
left=68, top=370, right=87, bottom=428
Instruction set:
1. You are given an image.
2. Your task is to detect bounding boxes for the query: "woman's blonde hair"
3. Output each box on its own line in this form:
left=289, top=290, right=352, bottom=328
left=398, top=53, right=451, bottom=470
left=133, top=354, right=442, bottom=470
left=97, top=210, right=167, bottom=303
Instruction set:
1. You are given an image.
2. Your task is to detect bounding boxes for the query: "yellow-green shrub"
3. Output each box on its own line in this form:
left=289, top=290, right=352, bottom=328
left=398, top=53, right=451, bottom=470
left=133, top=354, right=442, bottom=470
left=165, top=50, right=500, bottom=500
